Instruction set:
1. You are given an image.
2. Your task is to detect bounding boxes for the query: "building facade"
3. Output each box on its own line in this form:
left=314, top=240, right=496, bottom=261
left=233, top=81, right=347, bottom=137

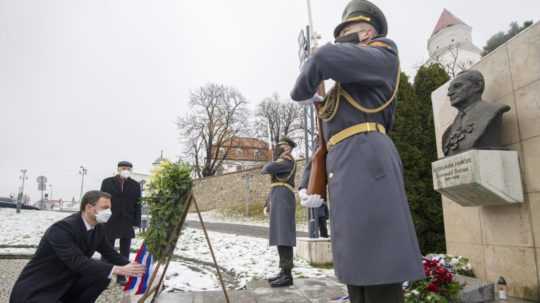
left=212, top=137, right=272, bottom=175
left=427, top=9, right=482, bottom=77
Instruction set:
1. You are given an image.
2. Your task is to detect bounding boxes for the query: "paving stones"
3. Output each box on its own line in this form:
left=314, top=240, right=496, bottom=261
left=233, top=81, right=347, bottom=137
left=155, top=278, right=347, bottom=303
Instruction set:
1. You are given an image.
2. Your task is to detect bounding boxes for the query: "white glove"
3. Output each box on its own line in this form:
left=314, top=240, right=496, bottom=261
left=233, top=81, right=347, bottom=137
left=297, top=93, right=324, bottom=106
left=263, top=206, right=269, bottom=217
left=299, top=188, right=309, bottom=201
left=299, top=189, right=325, bottom=208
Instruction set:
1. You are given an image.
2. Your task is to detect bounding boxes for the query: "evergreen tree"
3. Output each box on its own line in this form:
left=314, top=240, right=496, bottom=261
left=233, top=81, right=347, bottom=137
left=391, top=65, right=450, bottom=254
left=483, top=21, right=534, bottom=56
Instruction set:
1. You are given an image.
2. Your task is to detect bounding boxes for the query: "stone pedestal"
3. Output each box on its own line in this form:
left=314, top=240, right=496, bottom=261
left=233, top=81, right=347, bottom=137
left=432, top=150, right=524, bottom=207
left=296, top=237, right=333, bottom=267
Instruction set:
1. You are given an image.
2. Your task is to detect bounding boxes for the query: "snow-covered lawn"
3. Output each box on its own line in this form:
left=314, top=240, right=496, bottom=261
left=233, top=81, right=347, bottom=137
left=0, top=208, right=334, bottom=292
left=0, top=208, right=68, bottom=247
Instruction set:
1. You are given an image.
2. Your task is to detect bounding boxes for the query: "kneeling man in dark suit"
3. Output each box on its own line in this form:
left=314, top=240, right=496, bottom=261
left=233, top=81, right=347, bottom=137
left=10, top=190, right=146, bottom=303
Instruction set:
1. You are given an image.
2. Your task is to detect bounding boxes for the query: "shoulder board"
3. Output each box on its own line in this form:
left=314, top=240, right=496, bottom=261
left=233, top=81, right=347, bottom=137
left=368, top=41, right=394, bottom=51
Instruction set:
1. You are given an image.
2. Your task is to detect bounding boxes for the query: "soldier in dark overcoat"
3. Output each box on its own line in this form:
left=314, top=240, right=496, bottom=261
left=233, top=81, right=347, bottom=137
left=262, top=137, right=297, bottom=287
left=290, top=1, right=425, bottom=301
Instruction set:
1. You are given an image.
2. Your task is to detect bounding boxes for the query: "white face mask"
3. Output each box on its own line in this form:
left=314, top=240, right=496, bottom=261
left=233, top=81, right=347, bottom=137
left=119, top=170, right=131, bottom=179
left=95, top=208, right=112, bottom=223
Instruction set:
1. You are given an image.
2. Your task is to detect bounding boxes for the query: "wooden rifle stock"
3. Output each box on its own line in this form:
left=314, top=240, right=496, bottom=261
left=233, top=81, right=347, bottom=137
left=307, top=84, right=328, bottom=200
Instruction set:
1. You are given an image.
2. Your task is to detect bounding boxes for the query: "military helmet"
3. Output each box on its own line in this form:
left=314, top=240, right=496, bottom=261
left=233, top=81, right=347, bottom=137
left=333, top=0, right=388, bottom=38
left=278, top=137, right=297, bottom=149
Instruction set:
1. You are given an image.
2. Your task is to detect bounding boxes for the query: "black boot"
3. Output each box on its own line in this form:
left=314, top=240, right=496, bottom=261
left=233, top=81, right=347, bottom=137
left=267, top=270, right=285, bottom=283
left=270, top=269, right=293, bottom=288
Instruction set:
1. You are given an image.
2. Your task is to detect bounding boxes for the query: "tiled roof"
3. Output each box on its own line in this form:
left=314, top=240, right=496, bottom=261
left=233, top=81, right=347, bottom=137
left=432, top=9, right=468, bottom=36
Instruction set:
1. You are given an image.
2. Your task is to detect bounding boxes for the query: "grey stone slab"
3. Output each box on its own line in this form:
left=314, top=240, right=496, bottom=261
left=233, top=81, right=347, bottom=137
left=252, top=288, right=311, bottom=303
left=156, top=290, right=257, bottom=303
left=156, top=292, right=194, bottom=303
left=456, top=275, right=495, bottom=303
left=294, top=279, right=347, bottom=302
left=432, top=150, right=524, bottom=207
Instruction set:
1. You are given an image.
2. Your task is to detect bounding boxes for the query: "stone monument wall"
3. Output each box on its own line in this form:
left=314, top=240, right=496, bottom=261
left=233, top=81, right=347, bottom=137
left=431, top=22, right=540, bottom=300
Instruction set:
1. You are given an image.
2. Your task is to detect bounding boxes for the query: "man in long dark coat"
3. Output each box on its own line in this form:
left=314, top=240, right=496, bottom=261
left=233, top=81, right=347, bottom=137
left=261, top=137, right=297, bottom=287
left=10, top=191, right=145, bottom=303
left=291, top=0, right=425, bottom=302
left=100, top=161, right=142, bottom=284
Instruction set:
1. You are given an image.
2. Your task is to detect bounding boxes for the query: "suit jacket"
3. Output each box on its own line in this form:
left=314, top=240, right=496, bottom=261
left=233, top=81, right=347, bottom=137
left=10, top=213, right=129, bottom=303
left=101, top=176, right=142, bottom=239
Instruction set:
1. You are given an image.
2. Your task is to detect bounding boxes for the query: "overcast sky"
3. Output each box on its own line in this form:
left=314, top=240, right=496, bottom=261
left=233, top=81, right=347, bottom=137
left=0, top=0, right=538, bottom=202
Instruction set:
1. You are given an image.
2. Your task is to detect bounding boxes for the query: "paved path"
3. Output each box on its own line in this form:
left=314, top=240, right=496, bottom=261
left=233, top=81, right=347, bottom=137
left=184, top=220, right=309, bottom=239
left=1, top=259, right=535, bottom=303
left=156, top=278, right=348, bottom=303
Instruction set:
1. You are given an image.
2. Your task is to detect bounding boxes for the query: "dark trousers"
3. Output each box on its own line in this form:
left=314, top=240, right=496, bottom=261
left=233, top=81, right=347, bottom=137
left=277, top=246, right=294, bottom=270
left=319, top=217, right=329, bottom=238
left=107, top=238, right=131, bottom=280
left=107, top=237, right=131, bottom=259
left=347, top=284, right=404, bottom=303
left=59, top=274, right=110, bottom=303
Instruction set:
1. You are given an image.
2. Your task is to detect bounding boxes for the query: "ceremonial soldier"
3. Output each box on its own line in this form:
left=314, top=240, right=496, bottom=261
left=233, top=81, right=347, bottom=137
left=261, top=137, right=297, bottom=287
left=291, top=1, right=425, bottom=302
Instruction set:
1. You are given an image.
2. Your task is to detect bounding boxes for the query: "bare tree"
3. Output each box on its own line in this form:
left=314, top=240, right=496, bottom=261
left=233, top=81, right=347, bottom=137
left=430, top=43, right=472, bottom=78
left=178, top=83, right=249, bottom=178
left=254, top=93, right=304, bottom=158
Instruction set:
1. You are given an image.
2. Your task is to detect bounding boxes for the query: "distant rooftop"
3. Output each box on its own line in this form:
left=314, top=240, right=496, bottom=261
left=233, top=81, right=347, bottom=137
left=432, top=9, right=468, bottom=36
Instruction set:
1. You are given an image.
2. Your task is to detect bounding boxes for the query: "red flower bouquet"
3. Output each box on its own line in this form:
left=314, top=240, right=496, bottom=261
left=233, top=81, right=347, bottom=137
left=404, top=258, right=462, bottom=303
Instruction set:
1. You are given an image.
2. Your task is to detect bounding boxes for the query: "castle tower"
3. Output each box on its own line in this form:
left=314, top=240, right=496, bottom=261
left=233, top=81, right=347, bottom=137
left=427, top=9, right=482, bottom=77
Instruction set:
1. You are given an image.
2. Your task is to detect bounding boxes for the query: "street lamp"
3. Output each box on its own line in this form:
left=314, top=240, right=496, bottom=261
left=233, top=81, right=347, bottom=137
left=49, top=184, right=53, bottom=201
left=79, top=166, right=87, bottom=202
left=18, top=169, right=28, bottom=213
left=302, top=0, right=322, bottom=239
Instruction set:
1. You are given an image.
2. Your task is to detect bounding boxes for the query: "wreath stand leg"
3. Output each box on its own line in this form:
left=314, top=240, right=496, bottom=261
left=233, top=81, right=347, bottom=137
left=192, top=195, right=231, bottom=303
left=135, top=192, right=230, bottom=303
left=137, top=192, right=193, bottom=303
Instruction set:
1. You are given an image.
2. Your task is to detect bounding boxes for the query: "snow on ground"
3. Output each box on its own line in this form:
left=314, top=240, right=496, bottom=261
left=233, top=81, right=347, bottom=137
left=0, top=208, right=334, bottom=292
left=0, top=208, right=69, bottom=246
left=131, top=227, right=333, bottom=291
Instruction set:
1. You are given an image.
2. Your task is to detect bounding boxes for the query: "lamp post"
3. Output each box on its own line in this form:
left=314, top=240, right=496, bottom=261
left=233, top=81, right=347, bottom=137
left=49, top=184, right=53, bottom=201
left=79, top=166, right=87, bottom=202
left=17, top=169, right=28, bottom=213
left=303, top=0, right=322, bottom=239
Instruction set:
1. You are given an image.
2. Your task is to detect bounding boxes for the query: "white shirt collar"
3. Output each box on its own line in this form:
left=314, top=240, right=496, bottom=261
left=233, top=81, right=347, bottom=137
left=81, top=214, right=95, bottom=231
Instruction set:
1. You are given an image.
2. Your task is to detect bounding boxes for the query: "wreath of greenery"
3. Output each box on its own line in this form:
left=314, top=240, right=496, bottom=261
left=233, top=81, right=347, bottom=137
left=143, top=161, right=193, bottom=262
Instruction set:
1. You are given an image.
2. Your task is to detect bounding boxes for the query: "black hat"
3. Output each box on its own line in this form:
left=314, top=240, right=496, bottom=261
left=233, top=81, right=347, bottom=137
left=278, top=137, right=297, bottom=149
left=334, top=0, right=388, bottom=38
left=117, top=161, right=133, bottom=168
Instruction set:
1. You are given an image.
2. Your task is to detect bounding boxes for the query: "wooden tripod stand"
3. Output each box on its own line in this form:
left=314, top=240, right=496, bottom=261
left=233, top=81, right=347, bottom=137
left=132, top=192, right=230, bottom=303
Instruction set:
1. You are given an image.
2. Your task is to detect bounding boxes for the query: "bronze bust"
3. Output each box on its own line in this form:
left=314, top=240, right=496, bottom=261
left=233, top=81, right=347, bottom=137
left=442, top=70, right=511, bottom=157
